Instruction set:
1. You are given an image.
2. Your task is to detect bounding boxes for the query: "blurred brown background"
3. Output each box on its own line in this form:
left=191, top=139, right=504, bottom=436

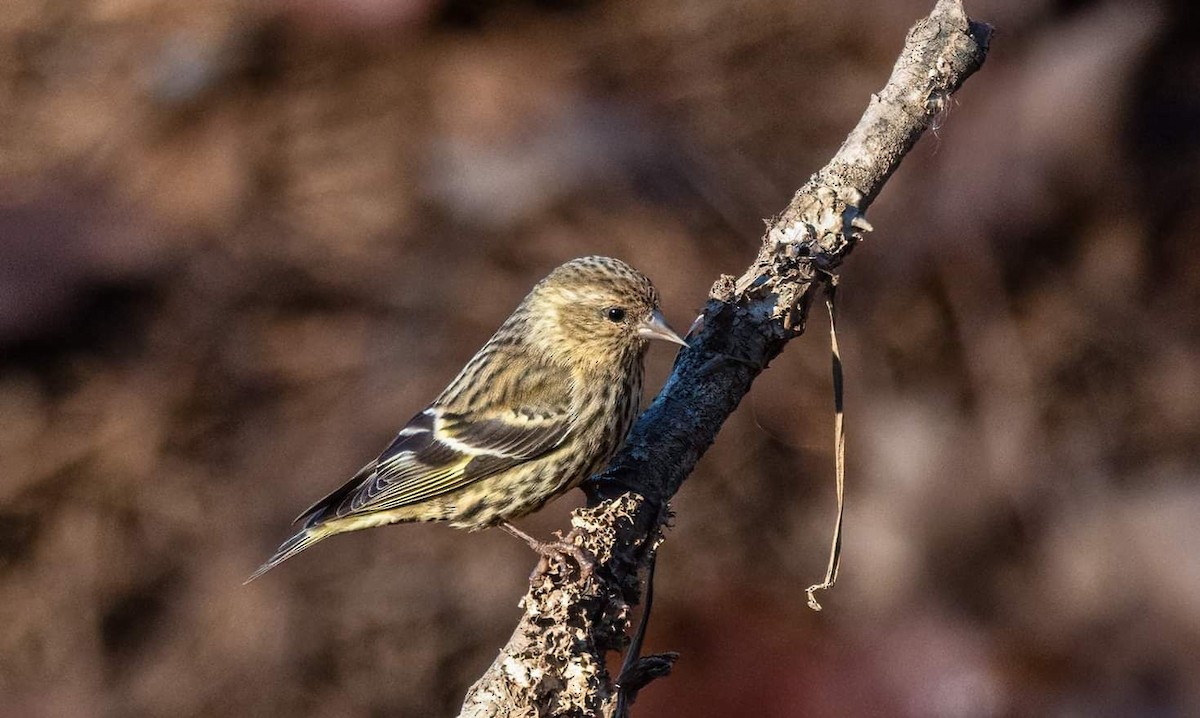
left=2, top=0, right=1198, bottom=715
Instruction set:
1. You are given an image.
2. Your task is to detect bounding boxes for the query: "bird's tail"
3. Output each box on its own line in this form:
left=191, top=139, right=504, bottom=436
left=244, top=525, right=332, bottom=584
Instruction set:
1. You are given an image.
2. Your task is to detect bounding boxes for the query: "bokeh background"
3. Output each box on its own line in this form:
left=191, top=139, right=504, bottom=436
left=2, top=0, right=1198, bottom=715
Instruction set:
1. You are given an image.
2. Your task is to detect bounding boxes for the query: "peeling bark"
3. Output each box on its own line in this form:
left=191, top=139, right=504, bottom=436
left=459, top=2, right=991, bottom=715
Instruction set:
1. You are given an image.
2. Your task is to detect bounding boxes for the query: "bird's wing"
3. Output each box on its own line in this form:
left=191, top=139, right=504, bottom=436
left=296, top=352, right=575, bottom=526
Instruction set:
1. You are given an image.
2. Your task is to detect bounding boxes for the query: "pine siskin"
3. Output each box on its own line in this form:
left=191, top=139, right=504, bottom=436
left=247, top=256, right=687, bottom=582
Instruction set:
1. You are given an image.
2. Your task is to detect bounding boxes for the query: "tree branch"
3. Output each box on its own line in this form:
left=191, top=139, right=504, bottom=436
left=458, top=2, right=991, bottom=715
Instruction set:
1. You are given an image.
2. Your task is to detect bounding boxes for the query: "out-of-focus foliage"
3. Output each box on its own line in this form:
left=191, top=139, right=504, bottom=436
left=2, top=0, right=1198, bottom=715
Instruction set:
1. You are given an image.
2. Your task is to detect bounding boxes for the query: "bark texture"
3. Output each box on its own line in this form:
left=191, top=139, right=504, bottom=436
left=459, top=2, right=991, bottom=715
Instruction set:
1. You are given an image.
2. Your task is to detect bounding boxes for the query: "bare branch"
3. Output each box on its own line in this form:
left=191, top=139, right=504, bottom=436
left=459, top=2, right=991, bottom=715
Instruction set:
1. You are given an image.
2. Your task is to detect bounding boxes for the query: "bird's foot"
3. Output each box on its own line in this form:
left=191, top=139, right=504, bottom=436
left=534, top=537, right=596, bottom=581
left=500, top=521, right=595, bottom=580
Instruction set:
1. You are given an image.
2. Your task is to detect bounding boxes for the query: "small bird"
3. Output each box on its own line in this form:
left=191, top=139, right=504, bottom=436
left=247, top=256, right=687, bottom=582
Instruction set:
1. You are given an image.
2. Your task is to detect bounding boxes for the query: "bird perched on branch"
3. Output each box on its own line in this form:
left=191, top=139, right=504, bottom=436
left=247, top=256, right=687, bottom=582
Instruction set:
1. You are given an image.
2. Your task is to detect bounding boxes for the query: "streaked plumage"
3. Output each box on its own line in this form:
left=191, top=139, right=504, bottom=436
left=247, top=256, right=686, bottom=582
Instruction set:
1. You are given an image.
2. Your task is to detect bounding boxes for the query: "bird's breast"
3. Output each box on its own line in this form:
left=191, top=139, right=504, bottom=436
left=571, top=363, right=644, bottom=477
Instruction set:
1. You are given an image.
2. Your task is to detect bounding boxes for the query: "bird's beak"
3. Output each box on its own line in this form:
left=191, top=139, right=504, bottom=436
left=638, top=308, right=689, bottom=348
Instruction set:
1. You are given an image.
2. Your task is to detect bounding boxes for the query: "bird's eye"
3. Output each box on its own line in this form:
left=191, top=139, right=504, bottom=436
left=606, top=307, right=627, bottom=323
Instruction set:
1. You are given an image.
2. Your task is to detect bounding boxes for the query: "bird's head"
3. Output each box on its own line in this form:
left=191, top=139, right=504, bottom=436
left=521, top=256, right=687, bottom=368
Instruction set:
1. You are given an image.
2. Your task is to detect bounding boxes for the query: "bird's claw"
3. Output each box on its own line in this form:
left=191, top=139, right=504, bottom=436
left=531, top=537, right=595, bottom=581
left=500, top=521, right=595, bottom=580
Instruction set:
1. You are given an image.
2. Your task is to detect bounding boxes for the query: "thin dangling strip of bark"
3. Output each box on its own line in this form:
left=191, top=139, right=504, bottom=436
left=806, top=279, right=845, bottom=612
